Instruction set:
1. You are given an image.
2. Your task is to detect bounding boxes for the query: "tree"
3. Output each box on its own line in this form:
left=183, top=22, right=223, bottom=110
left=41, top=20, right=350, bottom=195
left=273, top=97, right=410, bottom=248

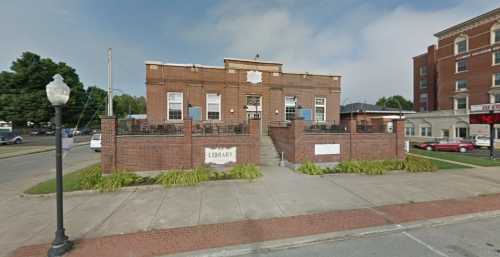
left=113, top=94, right=147, bottom=118
left=0, top=52, right=87, bottom=127
left=376, top=95, right=414, bottom=110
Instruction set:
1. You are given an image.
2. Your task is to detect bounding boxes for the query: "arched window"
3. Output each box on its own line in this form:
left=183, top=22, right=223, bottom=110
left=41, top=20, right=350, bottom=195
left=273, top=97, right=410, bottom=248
left=405, top=122, right=415, bottom=136
left=454, top=35, right=468, bottom=55
left=491, top=22, right=500, bottom=45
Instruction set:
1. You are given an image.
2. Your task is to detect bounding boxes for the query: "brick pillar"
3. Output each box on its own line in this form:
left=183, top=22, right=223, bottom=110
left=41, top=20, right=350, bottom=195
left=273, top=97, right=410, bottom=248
left=291, top=118, right=305, bottom=163
left=249, top=119, right=261, bottom=165
left=348, top=118, right=357, bottom=133
left=393, top=119, right=405, bottom=160
left=101, top=116, right=117, bottom=173
left=184, top=119, right=193, bottom=169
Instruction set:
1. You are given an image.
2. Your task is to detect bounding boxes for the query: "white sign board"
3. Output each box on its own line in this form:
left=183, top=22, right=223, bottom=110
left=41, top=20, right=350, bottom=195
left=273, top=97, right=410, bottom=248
left=205, top=147, right=237, bottom=165
left=471, top=103, right=500, bottom=113
left=314, top=144, right=340, bottom=155
left=246, top=71, right=262, bottom=84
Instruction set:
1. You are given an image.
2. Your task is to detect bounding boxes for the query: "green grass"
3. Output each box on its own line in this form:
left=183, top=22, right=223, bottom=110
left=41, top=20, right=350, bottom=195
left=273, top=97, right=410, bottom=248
left=411, top=148, right=500, bottom=167
left=25, top=164, right=99, bottom=194
left=429, top=159, right=468, bottom=169
left=25, top=163, right=263, bottom=194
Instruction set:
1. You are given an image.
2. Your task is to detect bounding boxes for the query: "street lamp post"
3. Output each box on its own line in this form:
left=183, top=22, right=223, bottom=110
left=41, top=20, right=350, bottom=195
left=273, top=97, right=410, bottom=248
left=45, top=74, right=73, bottom=257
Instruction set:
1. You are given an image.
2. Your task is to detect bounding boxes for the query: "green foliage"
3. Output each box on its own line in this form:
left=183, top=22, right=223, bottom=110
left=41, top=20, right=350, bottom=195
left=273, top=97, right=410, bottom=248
left=0, top=52, right=89, bottom=127
left=113, top=94, right=147, bottom=119
left=297, top=160, right=325, bottom=175
left=335, top=160, right=388, bottom=175
left=155, top=167, right=212, bottom=187
left=95, top=171, right=140, bottom=192
left=79, top=164, right=103, bottom=189
left=403, top=156, right=438, bottom=173
left=228, top=164, right=263, bottom=180
left=300, top=157, right=437, bottom=176
left=376, top=95, right=414, bottom=111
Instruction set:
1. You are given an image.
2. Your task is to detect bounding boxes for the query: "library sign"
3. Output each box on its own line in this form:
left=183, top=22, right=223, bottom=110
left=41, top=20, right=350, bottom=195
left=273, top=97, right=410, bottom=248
left=205, top=147, right=237, bottom=165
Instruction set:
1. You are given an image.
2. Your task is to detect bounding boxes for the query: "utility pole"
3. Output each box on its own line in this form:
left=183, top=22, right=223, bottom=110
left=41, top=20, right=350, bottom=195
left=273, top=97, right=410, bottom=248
left=107, top=48, right=113, bottom=116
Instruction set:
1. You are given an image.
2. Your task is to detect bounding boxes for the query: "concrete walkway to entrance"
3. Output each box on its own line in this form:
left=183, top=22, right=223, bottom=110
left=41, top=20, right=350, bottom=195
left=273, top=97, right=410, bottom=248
left=3, top=165, right=500, bottom=257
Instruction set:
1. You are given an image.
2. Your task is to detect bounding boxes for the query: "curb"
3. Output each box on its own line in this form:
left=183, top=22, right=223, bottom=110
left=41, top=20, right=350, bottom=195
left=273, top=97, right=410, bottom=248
left=20, top=177, right=260, bottom=198
left=160, top=209, right=500, bottom=257
left=0, top=142, right=89, bottom=160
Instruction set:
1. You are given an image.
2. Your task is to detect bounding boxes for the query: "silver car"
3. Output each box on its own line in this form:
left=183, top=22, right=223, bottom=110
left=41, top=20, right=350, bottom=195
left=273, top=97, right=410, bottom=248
left=0, top=132, right=23, bottom=145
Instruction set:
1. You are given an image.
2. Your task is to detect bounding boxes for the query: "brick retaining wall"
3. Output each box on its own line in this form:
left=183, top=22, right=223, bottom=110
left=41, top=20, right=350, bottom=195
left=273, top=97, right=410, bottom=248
left=269, top=119, right=405, bottom=164
left=101, top=116, right=260, bottom=173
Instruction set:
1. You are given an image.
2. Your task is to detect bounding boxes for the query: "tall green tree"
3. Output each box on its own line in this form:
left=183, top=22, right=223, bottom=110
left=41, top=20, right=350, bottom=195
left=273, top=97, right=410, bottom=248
left=113, top=94, right=146, bottom=118
left=376, top=95, right=414, bottom=111
left=0, top=52, right=86, bottom=127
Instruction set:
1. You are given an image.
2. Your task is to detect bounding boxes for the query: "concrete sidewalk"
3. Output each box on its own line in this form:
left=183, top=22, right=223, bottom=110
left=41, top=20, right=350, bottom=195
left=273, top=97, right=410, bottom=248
left=3, top=165, right=500, bottom=257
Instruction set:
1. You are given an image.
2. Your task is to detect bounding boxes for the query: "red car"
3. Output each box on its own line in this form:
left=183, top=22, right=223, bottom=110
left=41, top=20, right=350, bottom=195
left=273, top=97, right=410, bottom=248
left=416, top=140, right=475, bottom=153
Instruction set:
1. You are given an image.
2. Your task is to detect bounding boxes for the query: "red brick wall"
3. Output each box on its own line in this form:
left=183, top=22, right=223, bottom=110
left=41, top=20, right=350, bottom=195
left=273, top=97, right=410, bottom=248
left=269, top=119, right=405, bottom=164
left=101, top=117, right=260, bottom=173
left=146, top=60, right=341, bottom=134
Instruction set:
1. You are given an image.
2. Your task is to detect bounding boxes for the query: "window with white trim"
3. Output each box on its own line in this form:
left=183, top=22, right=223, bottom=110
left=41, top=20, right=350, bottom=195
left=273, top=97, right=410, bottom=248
left=456, top=59, right=467, bottom=73
left=285, top=96, right=296, bottom=121
left=493, top=52, right=500, bottom=65
left=454, top=36, right=468, bottom=54
left=495, top=94, right=500, bottom=104
left=456, top=79, right=468, bottom=91
left=405, top=126, right=415, bottom=136
left=314, top=97, right=326, bottom=122
left=455, top=127, right=468, bottom=138
left=455, top=97, right=467, bottom=110
left=206, top=93, right=221, bottom=120
left=494, top=73, right=500, bottom=87
left=419, top=66, right=427, bottom=76
left=167, top=92, right=183, bottom=120
left=491, top=23, right=500, bottom=44
left=419, top=79, right=427, bottom=89
left=420, top=126, right=431, bottom=137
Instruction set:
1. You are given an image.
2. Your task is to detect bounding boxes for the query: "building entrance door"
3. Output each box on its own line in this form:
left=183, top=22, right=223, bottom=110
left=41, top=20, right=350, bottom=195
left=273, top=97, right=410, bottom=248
left=246, top=95, right=262, bottom=134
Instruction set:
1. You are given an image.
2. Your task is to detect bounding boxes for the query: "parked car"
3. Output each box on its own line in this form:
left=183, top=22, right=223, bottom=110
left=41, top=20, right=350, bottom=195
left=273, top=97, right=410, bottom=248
left=0, top=132, right=23, bottom=145
left=90, top=133, right=101, bottom=152
left=417, top=139, right=475, bottom=153
left=471, top=135, right=492, bottom=148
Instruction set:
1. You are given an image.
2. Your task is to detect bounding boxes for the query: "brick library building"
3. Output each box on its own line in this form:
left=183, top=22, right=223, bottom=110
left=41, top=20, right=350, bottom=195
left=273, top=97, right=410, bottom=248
left=407, top=7, right=500, bottom=142
left=145, top=58, right=341, bottom=134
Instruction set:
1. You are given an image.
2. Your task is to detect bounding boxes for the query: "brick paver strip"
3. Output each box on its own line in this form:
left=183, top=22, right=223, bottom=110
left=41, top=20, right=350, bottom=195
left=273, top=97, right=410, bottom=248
left=11, top=193, right=500, bottom=257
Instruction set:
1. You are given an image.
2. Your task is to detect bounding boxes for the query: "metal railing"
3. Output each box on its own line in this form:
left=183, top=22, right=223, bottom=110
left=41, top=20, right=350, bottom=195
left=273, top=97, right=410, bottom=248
left=304, top=122, right=350, bottom=133
left=356, top=125, right=388, bottom=133
left=192, top=122, right=249, bottom=136
left=118, top=123, right=184, bottom=136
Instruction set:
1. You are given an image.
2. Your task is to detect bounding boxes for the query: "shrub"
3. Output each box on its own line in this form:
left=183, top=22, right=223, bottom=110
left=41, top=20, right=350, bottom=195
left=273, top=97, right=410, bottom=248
left=228, top=164, right=263, bottom=180
left=95, top=171, right=140, bottom=192
left=403, top=155, right=438, bottom=172
left=297, top=160, right=324, bottom=175
left=155, top=168, right=211, bottom=187
left=209, top=171, right=231, bottom=180
left=79, top=164, right=103, bottom=189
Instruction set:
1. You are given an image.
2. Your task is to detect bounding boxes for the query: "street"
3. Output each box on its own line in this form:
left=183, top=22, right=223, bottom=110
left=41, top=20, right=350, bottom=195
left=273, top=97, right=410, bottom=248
left=0, top=144, right=99, bottom=200
left=241, top=215, right=500, bottom=257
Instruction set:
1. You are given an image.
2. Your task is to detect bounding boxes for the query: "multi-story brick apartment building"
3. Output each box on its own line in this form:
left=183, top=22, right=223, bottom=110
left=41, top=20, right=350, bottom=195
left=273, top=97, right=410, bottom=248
left=145, top=58, right=341, bottom=134
left=407, top=7, right=500, bottom=142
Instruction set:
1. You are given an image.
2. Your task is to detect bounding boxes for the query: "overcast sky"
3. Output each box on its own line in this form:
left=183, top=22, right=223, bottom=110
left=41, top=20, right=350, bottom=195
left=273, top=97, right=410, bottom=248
left=1, top=0, right=498, bottom=103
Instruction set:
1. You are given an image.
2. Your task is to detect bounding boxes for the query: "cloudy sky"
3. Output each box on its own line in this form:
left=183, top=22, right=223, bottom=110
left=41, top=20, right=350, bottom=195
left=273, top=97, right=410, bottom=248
left=1, top=0, right=498, bottom=103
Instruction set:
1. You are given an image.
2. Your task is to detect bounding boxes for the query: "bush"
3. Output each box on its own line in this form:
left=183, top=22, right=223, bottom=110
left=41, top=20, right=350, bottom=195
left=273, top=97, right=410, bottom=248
left=403, top=155, right=438, bottom=172
left=228, top=164, right=263, bottom=180
left=95, top=171, right=140, bottom=192
left=297, top=160, right=324, bottom=175
left=334, top=160, right=390, bottom=175
left=79, top=164, right=103, bottom=189
left=155, top=167, right=211, bottom=187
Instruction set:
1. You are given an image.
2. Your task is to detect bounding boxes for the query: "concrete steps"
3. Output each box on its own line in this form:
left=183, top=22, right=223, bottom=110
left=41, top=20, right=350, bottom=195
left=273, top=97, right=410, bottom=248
left=260, top=136, right=280, bottom=167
